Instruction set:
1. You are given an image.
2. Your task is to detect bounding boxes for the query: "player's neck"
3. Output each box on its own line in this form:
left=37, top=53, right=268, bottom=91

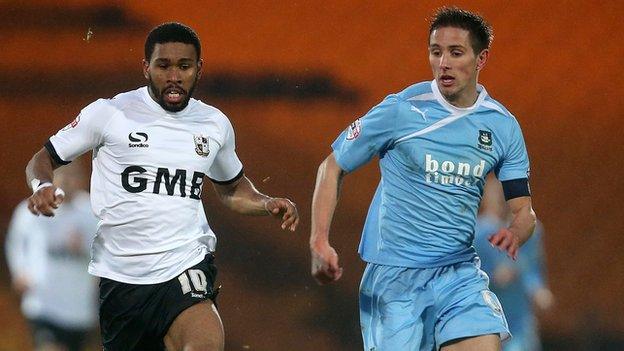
left=147, top=86, right=159, bottom=104
left=447, top=86, right=479, bottom=108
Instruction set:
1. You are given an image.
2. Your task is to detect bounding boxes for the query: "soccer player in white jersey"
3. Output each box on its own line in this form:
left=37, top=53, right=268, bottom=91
left=6, top=163, right=98, bottom=351
left=310, top=7, right=537, bottom=351
left=25, top=22, right=299, bottom=351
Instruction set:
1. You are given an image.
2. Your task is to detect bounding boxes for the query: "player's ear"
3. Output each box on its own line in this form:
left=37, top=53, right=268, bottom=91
left=476, top=49, right=489, bottom=71
left=196, top=59, right=203, bottom=80
left=142, top=59, right=150, bottom=80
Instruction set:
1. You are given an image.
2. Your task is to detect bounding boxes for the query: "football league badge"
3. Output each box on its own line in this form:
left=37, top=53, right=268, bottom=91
left=194, top=134, right=210, bottom=157
left=346, top=119, right=362, bottom=140
left=61, top=114, right=81, bottom=131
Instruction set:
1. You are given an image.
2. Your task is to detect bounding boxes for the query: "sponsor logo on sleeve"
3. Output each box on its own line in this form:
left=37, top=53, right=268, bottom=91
left=194, top=134, right=210, bottom=157
left=346, top=119, right=362, bottom=140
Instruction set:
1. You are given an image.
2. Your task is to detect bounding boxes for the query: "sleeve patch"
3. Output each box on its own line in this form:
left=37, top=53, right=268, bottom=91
left=346, top=119, right=362, bottom=140
left=61, top=114, right=81, bottom=131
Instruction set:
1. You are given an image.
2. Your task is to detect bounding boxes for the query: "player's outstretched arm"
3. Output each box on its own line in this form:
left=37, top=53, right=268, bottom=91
left=310, top=153, right=346, bottom=285
left=488, top=196, right=536, bottom=260
left=212, top=175, right=299, bottom=231
left=25, top=148, right=65, bottom=217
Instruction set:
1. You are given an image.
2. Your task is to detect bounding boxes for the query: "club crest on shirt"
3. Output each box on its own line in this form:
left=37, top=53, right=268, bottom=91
left=194, top=134, right=210, bottom=157
left=346, top=119, right=362, bottom=140
left=478, top=130, right=493, bottom=151
left=61, top=115, right=81, bottom=131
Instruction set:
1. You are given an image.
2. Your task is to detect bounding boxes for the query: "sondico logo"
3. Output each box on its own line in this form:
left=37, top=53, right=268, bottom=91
left=425, top=154, right=485, bottom=186
left=128, top=132, right=149, bottom=148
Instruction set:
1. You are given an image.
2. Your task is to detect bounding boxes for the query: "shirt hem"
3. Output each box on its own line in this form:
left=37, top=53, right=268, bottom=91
left=88, top=247, right=210, bottom=285
left=360, top=251, right=477, bottom=269
left=437, top=328, right=511, bottom=351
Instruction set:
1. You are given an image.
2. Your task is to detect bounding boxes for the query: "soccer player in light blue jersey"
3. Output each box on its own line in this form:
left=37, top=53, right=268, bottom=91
left=310, top=7, right=537, bottom=351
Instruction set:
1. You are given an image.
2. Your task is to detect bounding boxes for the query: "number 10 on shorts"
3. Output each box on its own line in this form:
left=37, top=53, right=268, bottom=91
left=178, top=269, right=208, bottom=294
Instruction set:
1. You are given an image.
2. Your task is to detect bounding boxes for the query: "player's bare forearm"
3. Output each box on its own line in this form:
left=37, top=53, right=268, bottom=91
left=26, top=148, right=58, bottom=189
left=25, top=148, right=65, bottom=216
left=213, top=176, right=271, bottom=215
left=310, top=153, right=346, bottom=284
left=310, top=153, right=345, bottom=247
left=488, top=196, right=536, bottom=260
left=507, top=196, right=536, bottom=246
left=212, top=176, right=299, bottom=230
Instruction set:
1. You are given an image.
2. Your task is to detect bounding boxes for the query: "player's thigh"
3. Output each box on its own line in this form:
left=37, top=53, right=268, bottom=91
left=359, top=263, right=436, bottom=351
left=440, top=334, right=501, bottom=351
left=434, top=260, right=509, bottom=347
left=164, top=300, right=224, bottom=351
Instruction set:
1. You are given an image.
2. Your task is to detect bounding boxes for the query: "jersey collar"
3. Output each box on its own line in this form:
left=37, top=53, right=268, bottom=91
left=430, top=80, right=488, bottom=115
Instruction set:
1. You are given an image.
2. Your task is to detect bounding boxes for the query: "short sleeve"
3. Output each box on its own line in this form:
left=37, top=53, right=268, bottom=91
left=495, top=119, right=530, bottom=182
left=48, top=99, right=115, bottom=164
left=207, top=118, right=244, bottom=183
left=331, top=95, right=399, bottom=172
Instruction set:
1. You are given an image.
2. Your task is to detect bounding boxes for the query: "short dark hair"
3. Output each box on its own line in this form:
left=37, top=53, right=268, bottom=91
left=144, top=22, right=201, bottom=61
left=429, top=7, right=493, bottom=54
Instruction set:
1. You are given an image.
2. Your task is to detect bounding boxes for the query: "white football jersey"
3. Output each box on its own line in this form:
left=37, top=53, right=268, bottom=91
left=48, top=87, right=243, bottom=284
left=5, top=194, right=98, bottom=328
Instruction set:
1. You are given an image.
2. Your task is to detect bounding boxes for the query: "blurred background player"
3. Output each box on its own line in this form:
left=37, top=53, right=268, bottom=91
left=475, top=174, right=554, bottom=351
left=5, top=162, right=99, bottom=351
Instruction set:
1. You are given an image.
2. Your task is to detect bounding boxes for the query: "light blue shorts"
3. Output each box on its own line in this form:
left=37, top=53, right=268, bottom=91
left=359, top=259, right=510, bottom=351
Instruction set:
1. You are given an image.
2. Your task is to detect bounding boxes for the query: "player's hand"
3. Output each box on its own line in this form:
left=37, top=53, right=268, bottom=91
left=265, top=198, right=299, bottom=231
left=12, top=275, right=32, bottom=296
left=493, top=265, right=516, bottom=287
left=488, top=228, right=520, bottom=260
left=532, top=287, right=555, bottom=311
left=310, top=242, right=343, bottom=285
left=27, top=186, right=65, bottom=217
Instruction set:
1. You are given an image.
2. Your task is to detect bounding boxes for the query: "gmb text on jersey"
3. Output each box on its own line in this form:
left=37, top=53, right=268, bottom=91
left=121, top=165, right=205, bottom=199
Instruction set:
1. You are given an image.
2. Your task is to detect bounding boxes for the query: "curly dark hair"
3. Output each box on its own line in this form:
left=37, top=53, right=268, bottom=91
left=144, top=22, right=201, bottom=61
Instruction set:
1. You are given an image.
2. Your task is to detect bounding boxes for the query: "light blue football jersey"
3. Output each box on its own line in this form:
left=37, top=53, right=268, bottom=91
left=332, top=80, right=530, bottom=268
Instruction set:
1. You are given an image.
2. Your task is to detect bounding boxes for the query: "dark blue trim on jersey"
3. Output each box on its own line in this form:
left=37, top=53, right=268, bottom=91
left=501, top=178, right=530, bottom=200
left=44, top=140, right=71, bottom=166
left=209, top=168, right=244, bottom=185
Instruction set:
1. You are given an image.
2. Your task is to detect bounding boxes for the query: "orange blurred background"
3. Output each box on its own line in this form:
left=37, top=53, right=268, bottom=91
left=0, top=1, right=622, bottom=350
